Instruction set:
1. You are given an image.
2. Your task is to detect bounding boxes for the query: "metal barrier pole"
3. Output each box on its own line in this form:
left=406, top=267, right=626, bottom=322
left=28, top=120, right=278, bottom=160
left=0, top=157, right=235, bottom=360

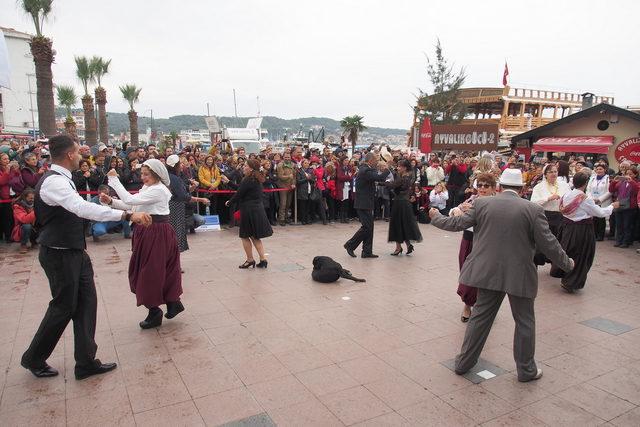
left=294, top=192, right=298, bottom=225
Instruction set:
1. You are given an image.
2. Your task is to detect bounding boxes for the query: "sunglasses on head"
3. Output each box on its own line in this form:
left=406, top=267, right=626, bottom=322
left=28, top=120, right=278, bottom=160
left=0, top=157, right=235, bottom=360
left=477, top=183, right=493, bottom=189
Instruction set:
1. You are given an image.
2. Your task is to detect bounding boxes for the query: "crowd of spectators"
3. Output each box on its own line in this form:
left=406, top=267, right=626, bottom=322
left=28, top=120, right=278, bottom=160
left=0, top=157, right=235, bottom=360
left=1, top=136, right=639, bottom=253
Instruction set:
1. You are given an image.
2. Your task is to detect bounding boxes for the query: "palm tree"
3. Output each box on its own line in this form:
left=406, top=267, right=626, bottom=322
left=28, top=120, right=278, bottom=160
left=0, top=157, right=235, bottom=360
left=119, top=84, right=142, bottom=147
left=20, top=0, right=56, bottom=137
left=56, top=85, right=77, bottom=140
left=90, top=56, right=111, bottom=144
left=340, top=115, right=367, bottom=147
left=75, top=56, right=97, bottom=145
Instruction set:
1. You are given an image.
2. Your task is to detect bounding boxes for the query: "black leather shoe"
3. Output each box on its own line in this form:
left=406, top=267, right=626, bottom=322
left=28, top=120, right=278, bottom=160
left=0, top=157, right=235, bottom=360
left=361, top=253, right=379, bottom=258
left=343, top=244, right=356, bottom=258
left=75, top=360, right=117, bottom=380
left=256, top=260, right=268, bottom=268
left=21, top=361, right=59, bottom=378
left=140, top=308, right=163, bottom=329
left=165, top=301, right=185, bottom=319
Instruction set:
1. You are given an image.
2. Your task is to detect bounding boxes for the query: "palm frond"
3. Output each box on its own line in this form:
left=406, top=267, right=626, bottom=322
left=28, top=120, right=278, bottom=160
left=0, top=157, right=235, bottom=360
left=56, top=84, right=77, bottom=117
left=119, top=84, right=141, bottom=111
left=74, top=55, right=92, bottom=95
left=19, top=0, right=53, bottom=37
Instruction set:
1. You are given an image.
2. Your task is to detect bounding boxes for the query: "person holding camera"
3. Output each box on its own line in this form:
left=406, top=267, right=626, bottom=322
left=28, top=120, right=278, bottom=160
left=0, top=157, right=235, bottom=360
left=608, top=165, right=639, bottom=248
left=429, top=181, right=449, bottom=215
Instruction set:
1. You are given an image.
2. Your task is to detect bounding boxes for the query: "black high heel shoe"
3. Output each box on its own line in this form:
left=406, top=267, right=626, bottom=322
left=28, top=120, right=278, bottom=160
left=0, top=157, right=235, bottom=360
left=256, top=260, right=268, bottom=268
left=239, top=260, right=256, bottom=269
left=391, top=248, right=403, bottom=256
left=140, top=307, right=163, bottom=329
left=406, top=244, right=414, bottom=255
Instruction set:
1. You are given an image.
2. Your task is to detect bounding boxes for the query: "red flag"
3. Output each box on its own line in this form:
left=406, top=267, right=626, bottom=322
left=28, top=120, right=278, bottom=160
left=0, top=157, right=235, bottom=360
left=419, top=118, right=432, bottom=153
left=502, top=62, right=509, bottom=86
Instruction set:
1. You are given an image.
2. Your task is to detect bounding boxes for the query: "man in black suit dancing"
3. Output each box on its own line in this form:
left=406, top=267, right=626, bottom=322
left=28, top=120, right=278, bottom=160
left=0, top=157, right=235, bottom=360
left=344, top=152, right=390, bottom=258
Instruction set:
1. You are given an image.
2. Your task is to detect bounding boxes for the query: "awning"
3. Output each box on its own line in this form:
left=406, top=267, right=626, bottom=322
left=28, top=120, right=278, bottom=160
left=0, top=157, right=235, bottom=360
left=532, top=136, right=613, bottom=154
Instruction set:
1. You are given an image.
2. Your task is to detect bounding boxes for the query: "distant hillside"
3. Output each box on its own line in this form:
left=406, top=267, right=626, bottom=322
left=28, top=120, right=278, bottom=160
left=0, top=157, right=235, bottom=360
left=56, top=109, right=407, bottom=138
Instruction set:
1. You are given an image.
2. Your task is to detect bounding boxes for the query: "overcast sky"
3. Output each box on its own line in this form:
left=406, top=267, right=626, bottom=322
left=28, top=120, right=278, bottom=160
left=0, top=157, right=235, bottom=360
left=2, top=0, right=639, bottom=129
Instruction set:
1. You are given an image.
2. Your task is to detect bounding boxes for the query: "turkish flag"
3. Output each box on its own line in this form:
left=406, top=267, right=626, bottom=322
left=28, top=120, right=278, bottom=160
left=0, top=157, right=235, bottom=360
left=502, top=62, right=509, bottom=86
left=419, top=118, right=432, bottom=153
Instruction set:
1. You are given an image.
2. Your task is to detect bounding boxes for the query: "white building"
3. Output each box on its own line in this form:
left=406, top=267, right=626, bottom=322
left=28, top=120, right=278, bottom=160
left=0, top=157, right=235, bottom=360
left=0, top=27, right=37, bottom=136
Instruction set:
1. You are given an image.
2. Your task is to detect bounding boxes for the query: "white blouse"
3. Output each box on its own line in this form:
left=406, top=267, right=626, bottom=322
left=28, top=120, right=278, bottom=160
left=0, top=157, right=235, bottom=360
left=429, top=190, right=449, bottom=209
left=107, top=176, right=171, bottom=215
left=586, top=174, right=612, bottom=207
left=531, top=180, right=571, bottom=212
left=561, top=189, right=614, bottom=222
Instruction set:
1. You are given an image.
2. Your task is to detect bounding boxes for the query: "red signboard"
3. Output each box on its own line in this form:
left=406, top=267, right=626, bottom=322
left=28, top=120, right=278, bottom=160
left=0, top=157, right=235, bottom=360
left=614, top=137, right=640, bottom=164
left=418, top=118, right=432, bottom=153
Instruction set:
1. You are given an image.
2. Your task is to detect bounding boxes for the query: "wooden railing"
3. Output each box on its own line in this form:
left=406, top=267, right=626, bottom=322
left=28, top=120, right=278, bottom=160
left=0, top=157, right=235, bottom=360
left=462, top=116, right=556, bottom=132
left=456, top=86, right=614, bottom=106
left=507, top=87, right=613, bottom=105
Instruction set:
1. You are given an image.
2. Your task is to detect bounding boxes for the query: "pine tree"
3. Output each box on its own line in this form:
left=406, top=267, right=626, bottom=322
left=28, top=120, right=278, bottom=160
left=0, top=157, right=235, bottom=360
left=417, top=39, right=467, bottom=124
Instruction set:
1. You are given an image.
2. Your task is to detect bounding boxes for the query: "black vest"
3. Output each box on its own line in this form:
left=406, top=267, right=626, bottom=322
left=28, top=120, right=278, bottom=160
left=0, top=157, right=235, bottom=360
left=35, top=170, right=87, bottom=249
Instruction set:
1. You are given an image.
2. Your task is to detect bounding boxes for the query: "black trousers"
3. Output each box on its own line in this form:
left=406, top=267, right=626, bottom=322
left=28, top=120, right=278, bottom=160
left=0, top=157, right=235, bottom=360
left=345, top=209, right=374, bottom=255
left=22, top=247, right=98, bottom=369
left=0, top=202, right=13, bottom=242
left=593, top=217, right=606, bottom=240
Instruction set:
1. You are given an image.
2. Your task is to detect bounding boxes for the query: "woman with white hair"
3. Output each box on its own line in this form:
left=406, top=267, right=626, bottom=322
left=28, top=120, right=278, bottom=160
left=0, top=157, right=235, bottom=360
left=531, top=164, right=571, bottom=267
left=102, top=159, right=184, bottom=329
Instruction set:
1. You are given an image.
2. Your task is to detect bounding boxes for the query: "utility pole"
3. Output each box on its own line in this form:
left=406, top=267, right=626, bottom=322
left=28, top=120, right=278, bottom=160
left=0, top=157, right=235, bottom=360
left=26, top=73, right=36, bottom=138
left=206, top=102, right=210, bottom=117
left=233, top=89, right=238, bottom=118
left=150, top=109, right=154, bottom=142
left=256, top=96, right=261, bottom=117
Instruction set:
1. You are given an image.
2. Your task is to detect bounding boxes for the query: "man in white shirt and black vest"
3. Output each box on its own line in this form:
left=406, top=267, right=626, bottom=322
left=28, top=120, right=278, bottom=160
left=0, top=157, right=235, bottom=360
left=21, top=135, right=152, bottom=380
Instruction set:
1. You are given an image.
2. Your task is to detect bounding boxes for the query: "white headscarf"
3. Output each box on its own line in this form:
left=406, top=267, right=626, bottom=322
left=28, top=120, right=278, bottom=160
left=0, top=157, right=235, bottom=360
left=143, top=158, right=170, bottom=186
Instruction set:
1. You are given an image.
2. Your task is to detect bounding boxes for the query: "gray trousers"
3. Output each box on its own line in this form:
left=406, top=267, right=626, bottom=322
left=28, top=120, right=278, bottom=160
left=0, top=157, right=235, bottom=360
left=455, top=288, right=537, bottom=381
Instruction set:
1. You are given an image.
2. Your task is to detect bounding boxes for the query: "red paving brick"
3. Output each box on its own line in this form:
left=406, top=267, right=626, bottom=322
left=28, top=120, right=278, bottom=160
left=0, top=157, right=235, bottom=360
left=0, top=222, right=637, bottom=425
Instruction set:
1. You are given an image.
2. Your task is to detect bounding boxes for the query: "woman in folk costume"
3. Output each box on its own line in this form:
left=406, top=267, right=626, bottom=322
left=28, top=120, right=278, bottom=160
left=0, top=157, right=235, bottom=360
left=550, top=172, right=619, bottom=293
left=449, top=172, right=496, bottom=322
left=102, top=159, right=184, bottom=328
left=531, top=164, right=571, bottom=267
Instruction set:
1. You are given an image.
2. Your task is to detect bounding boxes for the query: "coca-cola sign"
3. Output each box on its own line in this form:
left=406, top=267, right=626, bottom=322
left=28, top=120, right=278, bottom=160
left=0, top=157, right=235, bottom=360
left=419, top=118, right=432, bottom=153
left=431, top=124, right=499, bottom=151
left=614, top=137, right=640, bottom=164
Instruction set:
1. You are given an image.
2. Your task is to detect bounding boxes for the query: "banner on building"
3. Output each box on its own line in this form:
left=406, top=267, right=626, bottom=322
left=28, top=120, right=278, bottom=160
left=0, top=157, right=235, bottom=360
left=431, top=124, right=499, bottom=152
left=615, top=137, right=640, bottom=164
left=418, top=118, right=432, bottom=153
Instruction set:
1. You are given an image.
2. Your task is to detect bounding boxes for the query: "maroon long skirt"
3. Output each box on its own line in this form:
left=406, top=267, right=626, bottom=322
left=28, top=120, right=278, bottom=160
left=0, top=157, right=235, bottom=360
left=129, top=221, right=182, bottom=308
left=457, top=231, right=478, bottom=307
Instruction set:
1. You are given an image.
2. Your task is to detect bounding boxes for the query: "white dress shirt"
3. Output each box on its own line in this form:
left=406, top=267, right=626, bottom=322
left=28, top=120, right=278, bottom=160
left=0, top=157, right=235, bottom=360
left=561, top=189, right=614, bottom=222
left=531, top=179, right=571, bottom=211
left=108, top=176, right=171, bottom=215
left=40, top=164, right=124, bottom=222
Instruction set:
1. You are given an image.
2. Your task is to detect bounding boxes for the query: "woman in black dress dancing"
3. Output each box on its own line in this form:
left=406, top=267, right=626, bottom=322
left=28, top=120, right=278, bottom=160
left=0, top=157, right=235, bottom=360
left=387, top=159, right=423, bottom=255
left=225, top=159, right=273, bottom=268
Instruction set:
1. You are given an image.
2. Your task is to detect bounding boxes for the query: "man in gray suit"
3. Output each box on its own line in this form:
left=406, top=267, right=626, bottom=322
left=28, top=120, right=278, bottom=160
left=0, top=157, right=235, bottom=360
left=429, top=169, right=574, bottom=382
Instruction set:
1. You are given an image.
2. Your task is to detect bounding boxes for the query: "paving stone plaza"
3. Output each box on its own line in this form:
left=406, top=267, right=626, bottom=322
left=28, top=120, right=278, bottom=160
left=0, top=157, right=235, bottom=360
left=0, top=222, right=638, bottom=426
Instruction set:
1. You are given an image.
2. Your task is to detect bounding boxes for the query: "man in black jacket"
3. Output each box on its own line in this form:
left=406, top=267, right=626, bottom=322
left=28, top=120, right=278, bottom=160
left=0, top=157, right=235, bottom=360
left=344, top=152, right=390, bottom=258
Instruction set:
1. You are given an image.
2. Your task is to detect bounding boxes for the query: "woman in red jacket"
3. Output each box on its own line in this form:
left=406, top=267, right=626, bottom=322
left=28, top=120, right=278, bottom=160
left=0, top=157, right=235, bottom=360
left=12, top=188, right=37, bottom=253
left=609, top=166, right=639, bottom=248
left=0, top=153, right=18, bottom=242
